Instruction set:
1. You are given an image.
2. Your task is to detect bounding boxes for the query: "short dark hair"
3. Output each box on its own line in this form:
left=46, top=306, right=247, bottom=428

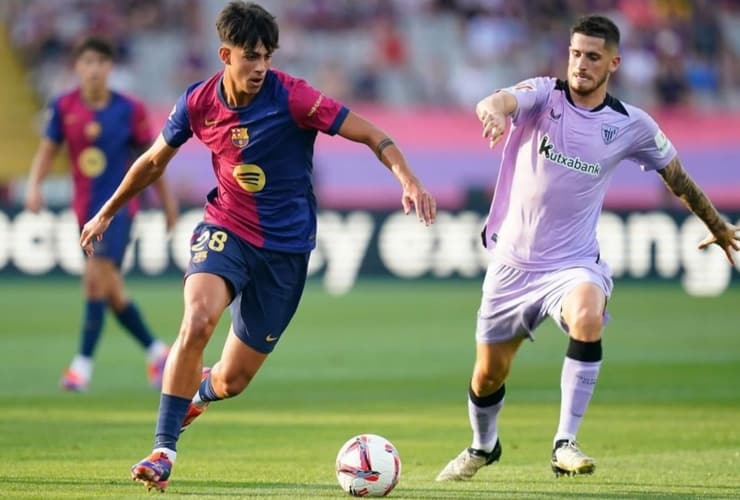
left=571, top=15, right=620, bottom=49
left=216, top=1, right=279, bottom=52
left=73, top=36, right=116, bottom=61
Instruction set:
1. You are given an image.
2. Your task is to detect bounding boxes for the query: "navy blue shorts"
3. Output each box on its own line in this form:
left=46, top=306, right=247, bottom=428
left=86, top=212, right=133, bottom=268
left=185, top=222, right=310, bottom=354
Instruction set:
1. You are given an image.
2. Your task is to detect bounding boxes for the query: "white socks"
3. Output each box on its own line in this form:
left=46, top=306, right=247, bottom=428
left=70, top=354, right=93, bottom=380
left=468, top=396, right=504, bottom=453
left=555, top=357, right=601, bottom=444
left=152, top=447, right=177, bottom=464
left=147, top=341, right=169, bottom=363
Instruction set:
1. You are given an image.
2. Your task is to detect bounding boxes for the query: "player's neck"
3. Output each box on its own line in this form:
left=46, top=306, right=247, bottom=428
left=80, top=86, right=111, bottom=109
left=221, top=73, right=256, bottom=107
left=569, top=85, right=608, bottom=110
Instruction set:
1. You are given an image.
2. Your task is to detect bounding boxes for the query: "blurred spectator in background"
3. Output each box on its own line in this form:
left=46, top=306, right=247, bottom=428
left=4, top=0, right=739, bottom=110
left=2, top=0, right=739, bottom=213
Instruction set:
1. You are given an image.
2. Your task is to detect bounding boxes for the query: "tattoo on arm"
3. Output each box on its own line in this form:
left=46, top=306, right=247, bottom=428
left=657, top=157, right=725, bottom=233
left=375, top=138, right=395, bottom=160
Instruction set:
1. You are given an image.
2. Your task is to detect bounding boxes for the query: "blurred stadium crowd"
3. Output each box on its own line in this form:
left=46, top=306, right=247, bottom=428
left=4, top=0, right=740, bottom=110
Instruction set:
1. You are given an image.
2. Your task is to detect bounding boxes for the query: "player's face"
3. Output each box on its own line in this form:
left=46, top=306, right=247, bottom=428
left=74, top=50, right=112, bottom=92
left=567, top=33, right=620, bottom=97
left=221, top=42, right=273, bottom=96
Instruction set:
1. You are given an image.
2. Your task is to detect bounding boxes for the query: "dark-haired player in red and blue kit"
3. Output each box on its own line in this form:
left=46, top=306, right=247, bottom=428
left=79, top=2, right=436, bottom=492
left=26, top=37, right=178, bottom=393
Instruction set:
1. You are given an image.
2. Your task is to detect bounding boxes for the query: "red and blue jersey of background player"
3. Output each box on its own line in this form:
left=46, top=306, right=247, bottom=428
left=45, top=89, right=152, bottom=227
left=162, top=69, right=349, bottom=254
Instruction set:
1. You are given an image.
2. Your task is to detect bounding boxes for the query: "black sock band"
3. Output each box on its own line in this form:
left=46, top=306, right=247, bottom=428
left=566, top=337, right=602, bottom=362
left=469, top=383, right=505, bottom=407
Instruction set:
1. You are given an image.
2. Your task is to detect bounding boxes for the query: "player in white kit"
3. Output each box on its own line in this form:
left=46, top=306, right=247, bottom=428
left=436, top=15, right=739, bottom=481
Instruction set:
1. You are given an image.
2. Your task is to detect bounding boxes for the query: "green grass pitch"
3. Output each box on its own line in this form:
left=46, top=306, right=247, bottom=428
left=1, top=277, right=739, bottom=499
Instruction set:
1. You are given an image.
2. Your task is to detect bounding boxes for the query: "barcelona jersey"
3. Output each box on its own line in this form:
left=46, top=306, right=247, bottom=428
left=45, top=89, right=152, bottom=226
left=162, top=69, right=349, bottom=254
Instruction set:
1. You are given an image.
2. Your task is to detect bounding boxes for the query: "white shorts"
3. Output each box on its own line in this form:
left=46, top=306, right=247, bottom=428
left=475, top=259, right=613, bottom=343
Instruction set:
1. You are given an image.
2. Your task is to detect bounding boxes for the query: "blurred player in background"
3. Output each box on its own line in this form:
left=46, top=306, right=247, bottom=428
left=436, top=15, right=740, bottom=481
left=79, top=1, right=436, bottom=492
left=25, top=37, right=179, bottom=392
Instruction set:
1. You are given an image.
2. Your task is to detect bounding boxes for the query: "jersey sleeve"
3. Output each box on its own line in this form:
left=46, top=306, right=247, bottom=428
left=286, top=77, right=349, bottom=135
left=626, top=110, right=677, bottom=171
left=503, top=77, right=553, bottom=127
left=43, top=98, right=64, bottom=144
left=130, top=99, right=153, bottom=148
left=161, top=88, right=195, bottom=148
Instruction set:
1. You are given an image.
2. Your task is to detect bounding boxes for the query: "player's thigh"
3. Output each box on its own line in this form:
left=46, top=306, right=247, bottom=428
left=476, top=261, right=549, bottom=343
left=82, top=256, right=117, bottom=298
left=545, top=262, right=612, bottom=338
left=230, top=248, right=310, bottom=354
left=182, top=272, right=233, bottom=331
left=183, top=222, right=249, bottom=330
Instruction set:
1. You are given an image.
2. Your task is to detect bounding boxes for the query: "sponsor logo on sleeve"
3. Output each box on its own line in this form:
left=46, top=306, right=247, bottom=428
left=654, top=129, right=672, bottom=157
left=308, top=94, right=324, bottom=118
left=514, top=81, right=535, bottom=92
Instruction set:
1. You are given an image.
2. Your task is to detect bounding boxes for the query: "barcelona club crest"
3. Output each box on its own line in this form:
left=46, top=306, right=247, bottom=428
left=601, top=124, right=619, bottom=145
left=231, top=126, right=249, bottom=149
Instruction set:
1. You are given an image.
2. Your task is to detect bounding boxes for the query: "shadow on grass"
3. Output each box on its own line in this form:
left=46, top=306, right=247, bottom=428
left=3, top=477, right=737, bottom=499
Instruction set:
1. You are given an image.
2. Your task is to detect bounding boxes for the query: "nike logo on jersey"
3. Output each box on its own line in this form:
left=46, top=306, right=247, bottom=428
left=549, top=108, right=562, bottom=120
left=265, top=334, right=279, bottom=342
left=204, top=118, right=221, bottom=126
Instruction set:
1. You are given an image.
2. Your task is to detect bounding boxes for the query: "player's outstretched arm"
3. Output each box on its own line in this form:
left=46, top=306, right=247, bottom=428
left=152, top=175, right=179, bottom=234
left=476, top=90, right=517, bottom=149
left=25, top=138, right=60, bottom=213
left=658, top=156, right=740, bottom=264
left=336, top=111, right=436, bottom=225
left=80, top=134, right=179, bottom=255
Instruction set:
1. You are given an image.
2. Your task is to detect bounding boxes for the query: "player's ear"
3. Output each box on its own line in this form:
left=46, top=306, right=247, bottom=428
left=218, top=46, right=231, bottom=66
left=609, top=54, right=621, bottom=74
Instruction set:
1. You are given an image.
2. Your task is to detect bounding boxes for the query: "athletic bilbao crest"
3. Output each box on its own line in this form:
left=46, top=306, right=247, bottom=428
left=601, top=124, right=619, bottom=144
left=231, top=126, right=249, bottom=149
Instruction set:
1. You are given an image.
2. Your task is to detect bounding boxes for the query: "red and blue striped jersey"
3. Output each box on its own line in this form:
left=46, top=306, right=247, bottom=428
left=45, top=89, right=151, bottom=225
left=162, top=69, right=349, bottom=253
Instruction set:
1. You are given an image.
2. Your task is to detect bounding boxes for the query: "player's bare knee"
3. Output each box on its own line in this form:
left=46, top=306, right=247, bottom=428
left=471, top=365, right=507, bottom=395
left=566, top=309, right=603, bottom=340
left=179, top=311, right=217, bottom=348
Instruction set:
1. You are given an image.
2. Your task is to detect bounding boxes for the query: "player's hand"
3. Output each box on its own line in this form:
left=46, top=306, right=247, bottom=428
left=80, top=213, right=113, bottom=256
left=479, top=110, right=507, bottom=149
left=401, top=180, right=436, bottom=226
left=25, top=186, right=44, bottom=213
left=698, top=222, right=740, bottom=265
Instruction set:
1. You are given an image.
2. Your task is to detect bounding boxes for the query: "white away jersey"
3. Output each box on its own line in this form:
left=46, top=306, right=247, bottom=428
left=484, top=76, right=677, bottom=270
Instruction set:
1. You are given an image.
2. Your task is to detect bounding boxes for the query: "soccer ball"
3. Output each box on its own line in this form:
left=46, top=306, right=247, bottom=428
left=335, top=434, right=401, bottom=497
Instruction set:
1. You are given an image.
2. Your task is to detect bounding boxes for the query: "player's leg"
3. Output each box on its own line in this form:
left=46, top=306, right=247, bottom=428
left=131, top=272, right=231, bottom=491
left=437, top=263, right=541, bottom=481
left=546, top=263, right=612, bottom=476
left=61, top=255, right=111, bottom=391
left=189, top=326, right=269, bottom=408
left=436, top=338, right=522, bottom=482
left=192, top=245, right=310, bottom=406
left=107, top=267, right=169, bottom=388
